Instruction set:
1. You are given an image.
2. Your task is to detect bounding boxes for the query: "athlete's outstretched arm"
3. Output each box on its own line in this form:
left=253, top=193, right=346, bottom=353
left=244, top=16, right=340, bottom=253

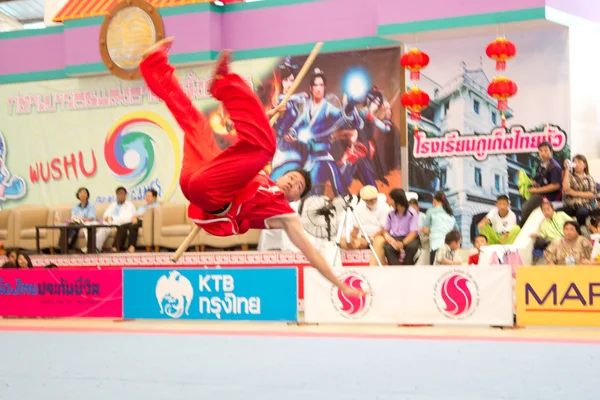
left=274, top=215, right=366, bottom=297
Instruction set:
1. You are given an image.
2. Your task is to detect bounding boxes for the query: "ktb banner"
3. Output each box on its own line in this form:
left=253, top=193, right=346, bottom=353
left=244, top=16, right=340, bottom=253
left=304, top=266, right=513, bottom=326
left=516, top=266, right=600, bottom=327
left=0, top=268, right=123, bottom=318
left=123, top=267, right=298, bottom=321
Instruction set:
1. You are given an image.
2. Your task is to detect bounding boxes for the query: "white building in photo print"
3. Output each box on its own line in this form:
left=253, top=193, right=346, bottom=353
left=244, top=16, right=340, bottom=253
left=406, top=28, right=570, bottom=247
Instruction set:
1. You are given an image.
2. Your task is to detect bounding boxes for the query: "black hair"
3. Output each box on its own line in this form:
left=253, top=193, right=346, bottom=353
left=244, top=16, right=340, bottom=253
left=433, top=191, right=453, bottom=216
left=408, top=199, right=419, bottom=207
left=5, top=248, right=17, bottom=259
left=76, top=187, right=90, bottom=201
left=573, top=154, right=590, bottom=175
left=389, top=188, right=409, bottom=215
left=538, top=141, right=553, bottom=152
left=16, top=252, right=33, bottom=269
left=280, top=67, right=296, bottom=92
left=563, top=220, right=581, bottom=235
left=286, top=168, right=312, bottom=198
left=147, top=189, right=158, bottom=198
left=116, top=186, right=127, bottom=194
left=497, top=195, right=509, bottom=203
left=309, top=68, right=327, bottom=88
left=590, top=215, right=600, bottom=229
left=475, top=234, right=488, bottom=243
left=44, top=263, right=58, bottom=268
left=445, top=230, right=462, bottom=245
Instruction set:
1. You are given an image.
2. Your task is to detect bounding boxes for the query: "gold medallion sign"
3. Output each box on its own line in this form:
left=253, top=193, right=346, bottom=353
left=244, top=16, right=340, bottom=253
left=99, top=0, right=165, bottom=80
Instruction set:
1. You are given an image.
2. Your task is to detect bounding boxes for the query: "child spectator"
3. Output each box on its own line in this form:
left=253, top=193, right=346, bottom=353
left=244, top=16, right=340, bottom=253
left=468, top=235, right=488, bottom=265
left=434, top=230, right=463, bottom=265
left=478, top=195, right=520, bottom=244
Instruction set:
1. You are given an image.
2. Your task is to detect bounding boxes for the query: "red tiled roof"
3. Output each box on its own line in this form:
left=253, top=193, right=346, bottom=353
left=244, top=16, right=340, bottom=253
left=53, top=0, right=210, bottom=23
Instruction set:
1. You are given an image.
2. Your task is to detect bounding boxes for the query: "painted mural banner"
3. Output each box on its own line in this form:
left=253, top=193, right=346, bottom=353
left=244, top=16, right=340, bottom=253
left=405, top=28, right=571, bottom=247
left=0, top=48, right=401, bottom=209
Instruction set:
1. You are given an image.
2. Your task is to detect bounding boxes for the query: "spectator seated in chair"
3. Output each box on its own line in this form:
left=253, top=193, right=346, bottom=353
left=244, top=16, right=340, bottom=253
left=562, top=154, right=598, bottom=226
left=545, top=221, right=592, bottom=265
left=96, top=186, right=137, bottom=253
left=372, top=188, right=420, bottom=266
left=434, top=230, right=463, bottom=265
left=1, top=248, right=17, bottom=268
left=519, top=141, right=563, bottom=227
left=339, top=185, right=390, bottom=254
left=478, top=195, right=520, bottom=245
left=58, top=187, right=96, bottom=253
left=530, top=199, right=573, bottom=260
left=468, top=235, right=488, bottom=265
left=113, top=189, right=159, bottom=253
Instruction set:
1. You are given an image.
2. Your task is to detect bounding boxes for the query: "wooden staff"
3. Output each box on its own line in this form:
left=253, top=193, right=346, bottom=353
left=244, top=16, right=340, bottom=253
left=171, top=42, right=324, bottom=263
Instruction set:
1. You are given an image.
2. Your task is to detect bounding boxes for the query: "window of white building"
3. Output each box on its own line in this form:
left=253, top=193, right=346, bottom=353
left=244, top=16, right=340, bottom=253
left=473, top=99, right=480, bottom=115
left=491, top=112, right=497, bottom=125
left=440, top=168, right=447, bottom=189
left=474, top=167, right=482, bottom=187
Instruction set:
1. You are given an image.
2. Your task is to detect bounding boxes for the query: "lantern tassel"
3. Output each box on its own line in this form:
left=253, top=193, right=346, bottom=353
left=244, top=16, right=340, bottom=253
left=410, top=71, right=421, bottom=80
left=414, top=124, right=419, bottom=136
left=501, top=111, right=506, bottom=128
left=496, top=60, right=506, bottom=71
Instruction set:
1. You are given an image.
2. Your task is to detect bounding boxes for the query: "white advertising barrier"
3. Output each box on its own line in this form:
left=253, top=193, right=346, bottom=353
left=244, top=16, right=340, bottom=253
left=304, top=268, right=400, bottom=324
left=304, top=266, right=513, bottom=326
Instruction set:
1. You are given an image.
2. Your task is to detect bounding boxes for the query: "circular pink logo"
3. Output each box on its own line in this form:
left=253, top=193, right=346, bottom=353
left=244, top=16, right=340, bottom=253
left=440, top=274, right=472, bottom=316
left=434, top=271, right=479, bottom=320
left=331, top=273, right=372, bottom=318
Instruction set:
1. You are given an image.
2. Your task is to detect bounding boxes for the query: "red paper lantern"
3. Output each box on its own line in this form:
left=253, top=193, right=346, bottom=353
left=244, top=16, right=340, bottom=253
left=401, top=85, right=430, bottom=122
left=486, top=37, right=516, bottom=71
left=488, top=76, right=517, bottom=110
left=488, top=76, right=518, bottom=127
left=401, top=48, right=430, bottom=80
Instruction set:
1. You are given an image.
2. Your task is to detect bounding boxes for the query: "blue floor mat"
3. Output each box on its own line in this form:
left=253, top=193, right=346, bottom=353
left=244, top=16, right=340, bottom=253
left=0, top=331, right=597, bottom=400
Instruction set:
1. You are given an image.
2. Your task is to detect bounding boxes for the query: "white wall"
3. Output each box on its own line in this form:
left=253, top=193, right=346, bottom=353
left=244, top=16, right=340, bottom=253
left=568, top=26, right=600, bottom=158
left=44, top=0, right=68, bottom=26
left=0, top=11, right=23, bottom=32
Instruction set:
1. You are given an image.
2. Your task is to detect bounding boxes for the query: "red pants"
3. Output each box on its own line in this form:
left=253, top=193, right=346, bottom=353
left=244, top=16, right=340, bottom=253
left=139, top=50, right=276, bottom=212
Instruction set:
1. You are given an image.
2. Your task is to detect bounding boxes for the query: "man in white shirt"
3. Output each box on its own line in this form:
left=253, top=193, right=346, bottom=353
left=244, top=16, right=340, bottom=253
left=477, top=195, right=521, bottom=245
left=96, top=186, right=137, bottom=252
left=340, top=185, right=390, bottom=250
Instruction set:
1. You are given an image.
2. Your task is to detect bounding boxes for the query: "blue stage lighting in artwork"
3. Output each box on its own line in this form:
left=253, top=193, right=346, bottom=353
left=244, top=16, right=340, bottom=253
left=342, top=68, right=371, bottom=101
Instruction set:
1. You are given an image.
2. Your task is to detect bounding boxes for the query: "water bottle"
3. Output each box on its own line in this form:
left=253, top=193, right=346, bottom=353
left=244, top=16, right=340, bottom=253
left=54, top=211, right=60, bottom=226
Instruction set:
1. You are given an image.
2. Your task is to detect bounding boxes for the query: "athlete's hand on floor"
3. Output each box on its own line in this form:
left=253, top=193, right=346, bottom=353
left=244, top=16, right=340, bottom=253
left=340, top=284, right=369, bottom=298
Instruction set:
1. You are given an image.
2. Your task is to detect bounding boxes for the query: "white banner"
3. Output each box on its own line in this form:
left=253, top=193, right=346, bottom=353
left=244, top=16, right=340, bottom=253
left=304, top=266, right=513, bottom=326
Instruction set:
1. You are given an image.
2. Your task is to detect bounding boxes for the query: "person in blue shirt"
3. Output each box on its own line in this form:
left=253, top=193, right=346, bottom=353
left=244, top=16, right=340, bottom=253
left=114, top=189, right=159, bottom=252
left=59, top=187, right=96, bottom=253
left=423, top=191, right=459, bottom=264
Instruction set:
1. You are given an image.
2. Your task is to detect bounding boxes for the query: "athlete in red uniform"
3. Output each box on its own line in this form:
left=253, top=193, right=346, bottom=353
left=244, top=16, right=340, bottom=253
left=139, top=37, right=364, bottom=297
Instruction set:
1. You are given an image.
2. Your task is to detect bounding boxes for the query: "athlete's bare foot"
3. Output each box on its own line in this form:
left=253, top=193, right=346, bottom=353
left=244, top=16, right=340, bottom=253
left=213, top=50, right=232, bottom=78
left=141, top=36, right=175, bottom=60
left=210, top=49, right=232, bottom=91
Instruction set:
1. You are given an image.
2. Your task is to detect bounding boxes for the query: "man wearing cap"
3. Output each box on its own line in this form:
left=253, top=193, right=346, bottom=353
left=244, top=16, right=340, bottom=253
left=340, top=185, right=390, bottom=256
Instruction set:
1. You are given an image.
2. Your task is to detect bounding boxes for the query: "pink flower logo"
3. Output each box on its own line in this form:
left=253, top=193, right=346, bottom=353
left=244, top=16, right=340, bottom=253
left=435, top=273, right=479, bottom=319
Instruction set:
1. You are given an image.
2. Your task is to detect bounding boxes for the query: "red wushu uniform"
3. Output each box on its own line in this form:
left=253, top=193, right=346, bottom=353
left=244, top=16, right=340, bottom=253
left=187, top=171, right=295, bottom=236
left=139, top=46, right=295, bottom=237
